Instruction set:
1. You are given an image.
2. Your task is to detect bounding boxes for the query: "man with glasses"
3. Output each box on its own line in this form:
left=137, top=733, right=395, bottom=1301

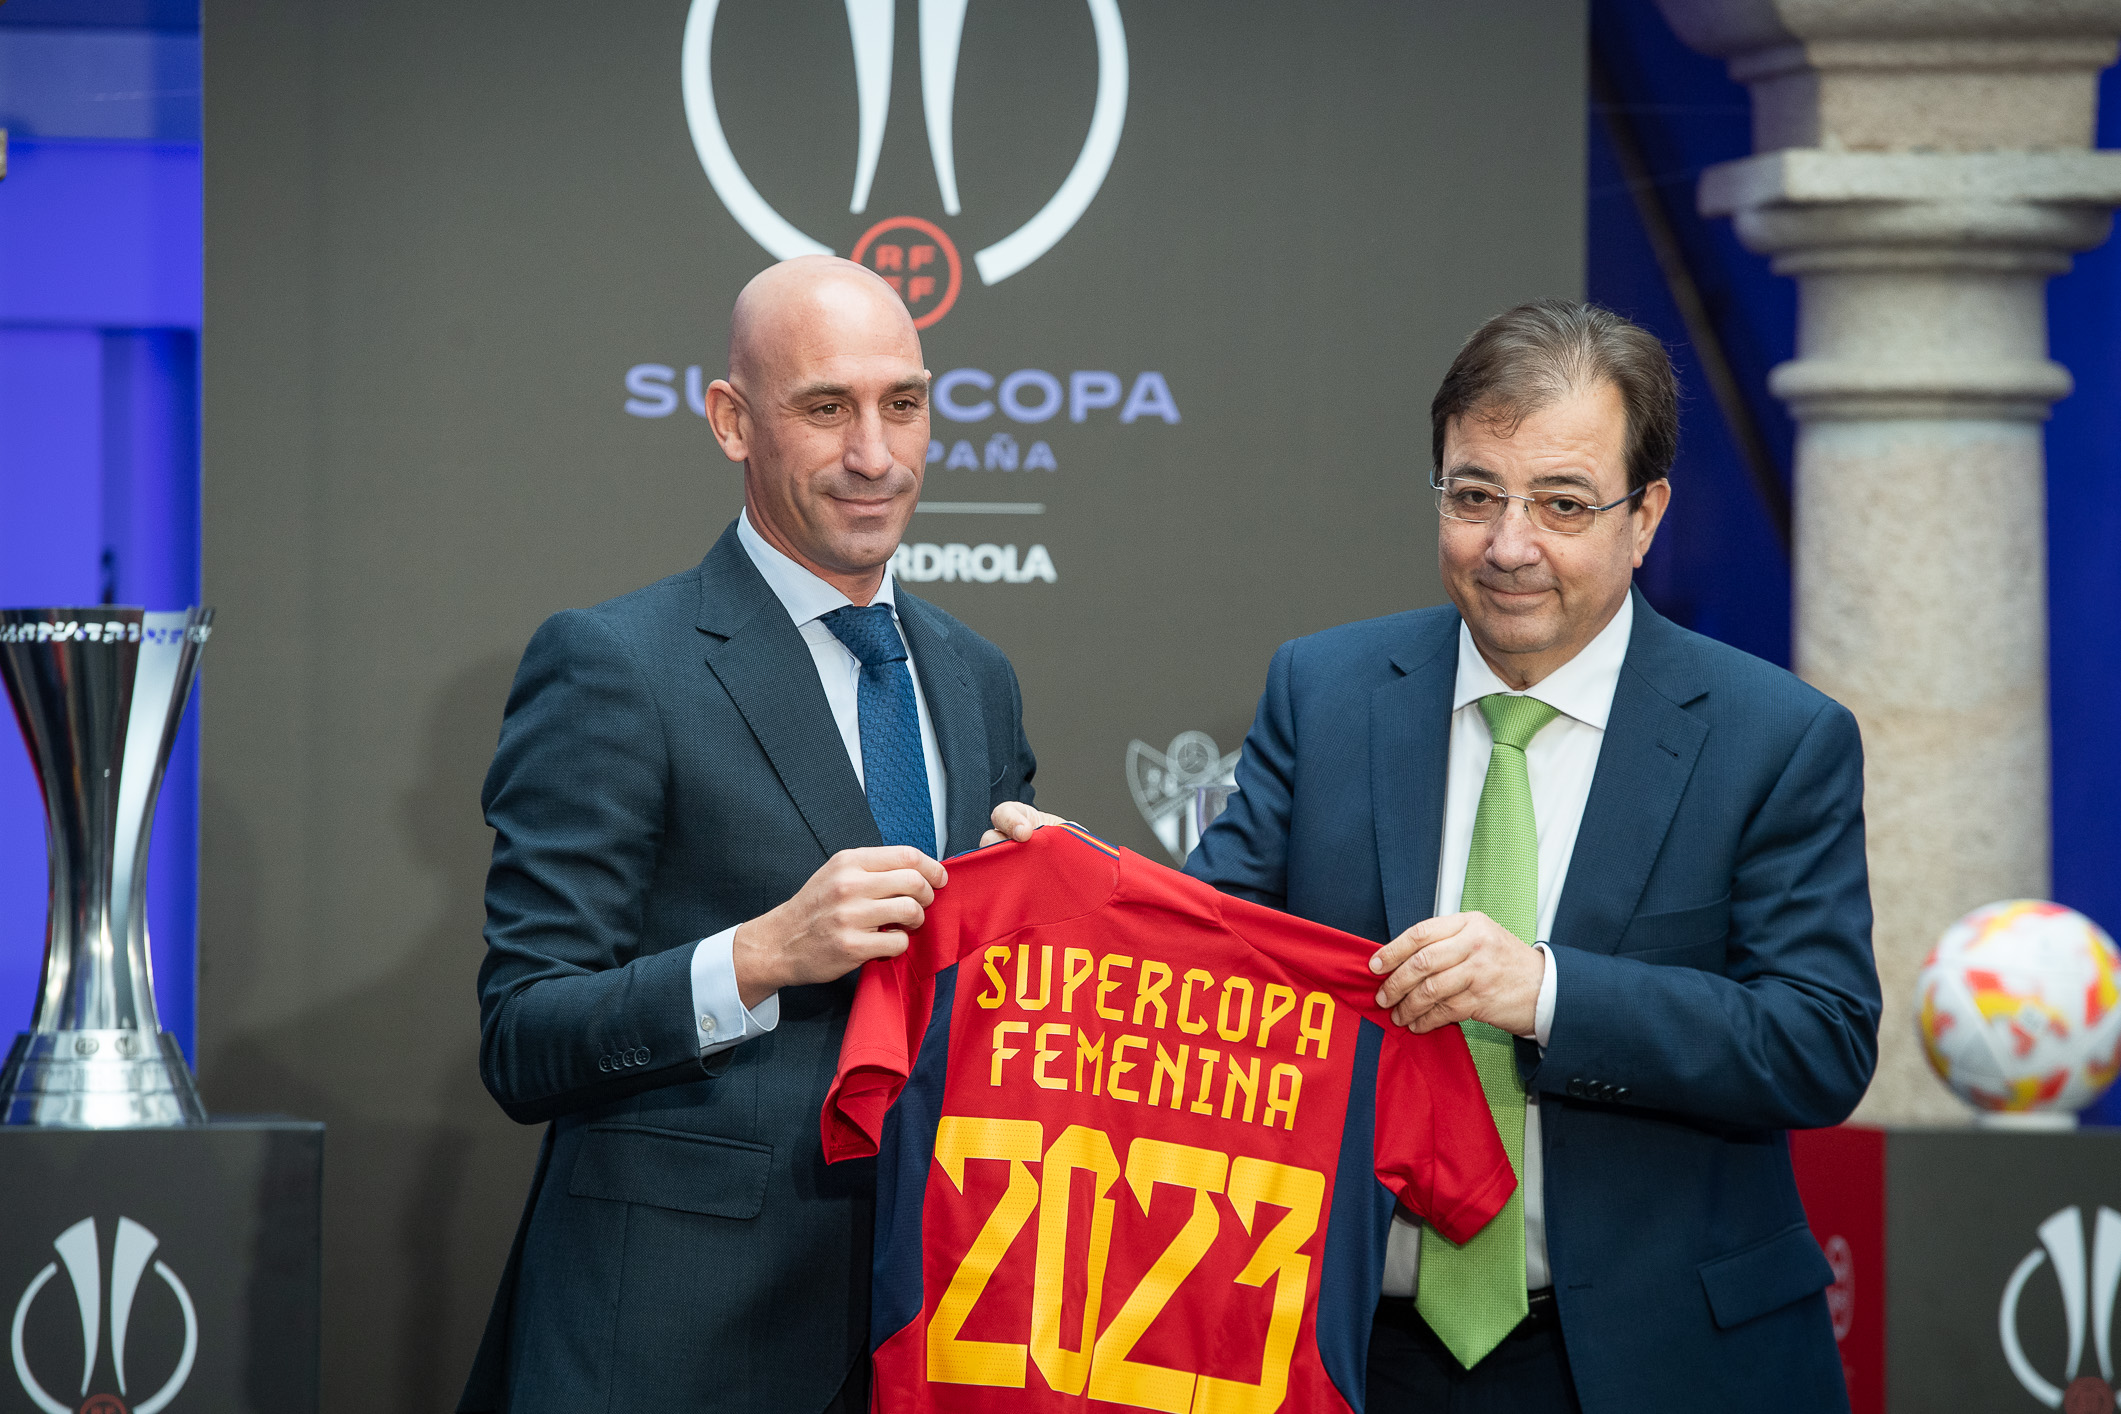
left=1188, top=300, right=1880, bottom=1413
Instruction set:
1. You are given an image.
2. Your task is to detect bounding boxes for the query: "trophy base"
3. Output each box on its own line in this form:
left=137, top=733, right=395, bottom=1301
left=0, top=1029, right=207, bottom=1127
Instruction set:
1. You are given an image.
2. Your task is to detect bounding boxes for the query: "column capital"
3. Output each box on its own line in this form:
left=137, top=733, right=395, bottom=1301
left=1702, top=148, right=2121, bottom=277
left=1700, top=148, right=2121, bottom=419
left=1655, top=0, right=2121, bottom=151
left=1656, top=1, right=2121, bottom=422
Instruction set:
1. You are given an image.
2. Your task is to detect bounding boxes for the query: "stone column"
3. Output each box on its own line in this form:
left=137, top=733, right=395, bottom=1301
left=1655, top=0, right=2121, bottom=1123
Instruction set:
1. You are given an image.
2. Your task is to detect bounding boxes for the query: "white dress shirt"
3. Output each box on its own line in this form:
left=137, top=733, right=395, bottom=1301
left=1380, top=593, right=1633, bottom=1299
left=686, top=511, right=950, bottom=1056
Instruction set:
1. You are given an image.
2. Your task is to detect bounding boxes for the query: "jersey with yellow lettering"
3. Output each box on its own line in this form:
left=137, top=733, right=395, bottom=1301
left=823, top=824, right=1515, bottom=1412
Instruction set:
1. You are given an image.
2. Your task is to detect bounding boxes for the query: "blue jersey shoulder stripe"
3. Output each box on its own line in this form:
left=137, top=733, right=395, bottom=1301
left=870, top=962, right=959, bottom=1352
left=1315, top=1016, right=1393, bottom=1412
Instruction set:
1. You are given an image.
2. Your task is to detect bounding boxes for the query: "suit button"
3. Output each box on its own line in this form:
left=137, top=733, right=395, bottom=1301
left=598, top=1056, right=611, bottom=1072
left=1614, top=1086, right=1629, bottom=1101
left=1566, top=1079, right=1586, bottom=1098
left=640, top=1046, right=651, bottom=1064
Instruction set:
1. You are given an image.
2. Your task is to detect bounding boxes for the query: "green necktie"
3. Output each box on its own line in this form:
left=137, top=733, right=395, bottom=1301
left=1416, top=692, right=1560, bottom=1368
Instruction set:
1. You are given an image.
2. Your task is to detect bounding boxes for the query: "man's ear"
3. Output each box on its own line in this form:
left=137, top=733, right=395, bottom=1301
left=705, top=379, right=749, bottom=464
left=1631, top=479, right=1672, bottom=568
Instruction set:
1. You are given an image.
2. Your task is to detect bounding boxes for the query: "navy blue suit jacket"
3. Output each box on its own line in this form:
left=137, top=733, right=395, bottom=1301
left=1185, top=590, right=1879, bottom=1413
left=460, top=522, right=1036, bottom=1413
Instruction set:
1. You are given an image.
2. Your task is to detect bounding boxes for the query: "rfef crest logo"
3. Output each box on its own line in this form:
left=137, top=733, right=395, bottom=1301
left=2001, top=1205, right=2121, bottom=1411
left=11, top=1217, right=196, bottom=1414
left=851, top=216, right=962, bottom=330
left=680, top=0, right=1129, bottom=327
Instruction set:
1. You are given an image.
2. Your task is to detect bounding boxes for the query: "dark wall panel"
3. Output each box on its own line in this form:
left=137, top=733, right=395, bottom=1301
left=201, top=2, right=1585, bottom=1405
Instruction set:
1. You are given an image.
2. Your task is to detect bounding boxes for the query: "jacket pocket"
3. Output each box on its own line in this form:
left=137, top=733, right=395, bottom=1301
left=567, top=1122, right=772, bottom=1219
left=1618, top=894, right=1732, bottom=964
left=1697, top=1221, right=1833, bottom=1329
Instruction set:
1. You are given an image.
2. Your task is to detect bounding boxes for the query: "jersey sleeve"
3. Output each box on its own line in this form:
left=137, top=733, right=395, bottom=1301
left=1155, top=858, right=1518, bottom=1246
left=820, top=828, right=1122, bottom=1162
left=1371, top=1025, right=1518, bottom=1246
left=821, top=949, right=932, bottom=1163
left=1153, top=856, right=1518, bottom=1246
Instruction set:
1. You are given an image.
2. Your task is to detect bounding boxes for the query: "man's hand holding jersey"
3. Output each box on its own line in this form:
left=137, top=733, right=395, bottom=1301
left=1370, top=912, right=1546, bottom=1040
left=982, top=801, right=1068, bottom=847
left=732, top=847, right=944, bottom=1009
left=732, top=802, right=1067, bottom=1009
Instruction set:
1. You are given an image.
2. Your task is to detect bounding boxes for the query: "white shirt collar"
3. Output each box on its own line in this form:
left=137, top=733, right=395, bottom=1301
left=736, top=508, right=898, bottom=629
left=1452, top=591, right=1634, bottom=731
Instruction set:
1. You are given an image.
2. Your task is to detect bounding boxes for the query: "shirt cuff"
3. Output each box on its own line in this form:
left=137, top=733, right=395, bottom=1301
left=690, top=926, right=780, bottom=1057
left=1526, top=941, right=1556, bottom=1050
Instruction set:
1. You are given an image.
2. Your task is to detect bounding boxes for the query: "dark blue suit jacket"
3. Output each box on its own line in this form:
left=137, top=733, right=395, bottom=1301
left=460, top=522, right=1036, bottom=1413
left=1185, top=589, right=1878, bottom=1413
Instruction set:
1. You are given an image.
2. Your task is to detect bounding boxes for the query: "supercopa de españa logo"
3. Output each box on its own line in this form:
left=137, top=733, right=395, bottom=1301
left=680, top=0, right=1128, bottom=329
left=12, top=1217, right=197, bottom=1414
left=2001, top=1205, right=2121, bottom=1411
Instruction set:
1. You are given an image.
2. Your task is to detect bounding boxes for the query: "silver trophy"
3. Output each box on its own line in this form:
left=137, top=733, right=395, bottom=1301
left=0, top=606, right=212, bottom=1126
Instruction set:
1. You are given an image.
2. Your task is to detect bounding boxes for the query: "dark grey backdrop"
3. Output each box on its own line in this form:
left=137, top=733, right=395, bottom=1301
left=200, top=1, right=1585, bottom=1406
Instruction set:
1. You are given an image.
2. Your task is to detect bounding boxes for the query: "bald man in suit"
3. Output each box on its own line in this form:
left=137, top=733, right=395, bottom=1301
left=463, top=258, right=1059, bottom=1413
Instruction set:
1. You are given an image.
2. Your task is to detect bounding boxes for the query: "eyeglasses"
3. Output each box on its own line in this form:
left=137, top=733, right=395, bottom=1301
left=1431, top=474, right=1646, bottom=536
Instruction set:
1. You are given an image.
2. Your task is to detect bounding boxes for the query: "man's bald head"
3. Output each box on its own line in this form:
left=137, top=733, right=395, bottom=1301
left=727, top=255, right=920, bottom=392
left=703, top=256, right=932, bottom=604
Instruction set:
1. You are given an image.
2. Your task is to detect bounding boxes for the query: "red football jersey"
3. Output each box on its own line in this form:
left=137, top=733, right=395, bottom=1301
left=823, top=825, right=1515, bottom=1413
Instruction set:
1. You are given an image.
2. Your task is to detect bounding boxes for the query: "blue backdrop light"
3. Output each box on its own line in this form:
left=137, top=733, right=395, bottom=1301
left=0, top=0, right=201, bottom=1062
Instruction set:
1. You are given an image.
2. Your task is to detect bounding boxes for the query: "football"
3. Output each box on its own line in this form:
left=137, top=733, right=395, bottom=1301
left=1915, top=900, right=2121, bottom=1114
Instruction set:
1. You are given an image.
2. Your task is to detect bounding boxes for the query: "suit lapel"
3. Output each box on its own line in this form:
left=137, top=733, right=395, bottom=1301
left=1372, top=614, right=1461, bottom=940
left=694, top=524, right=882, bottom=857
left=1550, top=591, right=1710, bottom=955
left=897, top=594, right=991, bottom=857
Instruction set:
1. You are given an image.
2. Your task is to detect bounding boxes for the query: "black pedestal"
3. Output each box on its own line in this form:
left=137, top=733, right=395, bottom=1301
left=0, top=1120, right=322, bottom=1414
left=1797, top=1124, right=2121, bottom=1412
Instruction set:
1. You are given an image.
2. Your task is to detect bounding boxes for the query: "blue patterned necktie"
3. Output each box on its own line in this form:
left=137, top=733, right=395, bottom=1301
left=820, top=603, right=937, bottom=857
